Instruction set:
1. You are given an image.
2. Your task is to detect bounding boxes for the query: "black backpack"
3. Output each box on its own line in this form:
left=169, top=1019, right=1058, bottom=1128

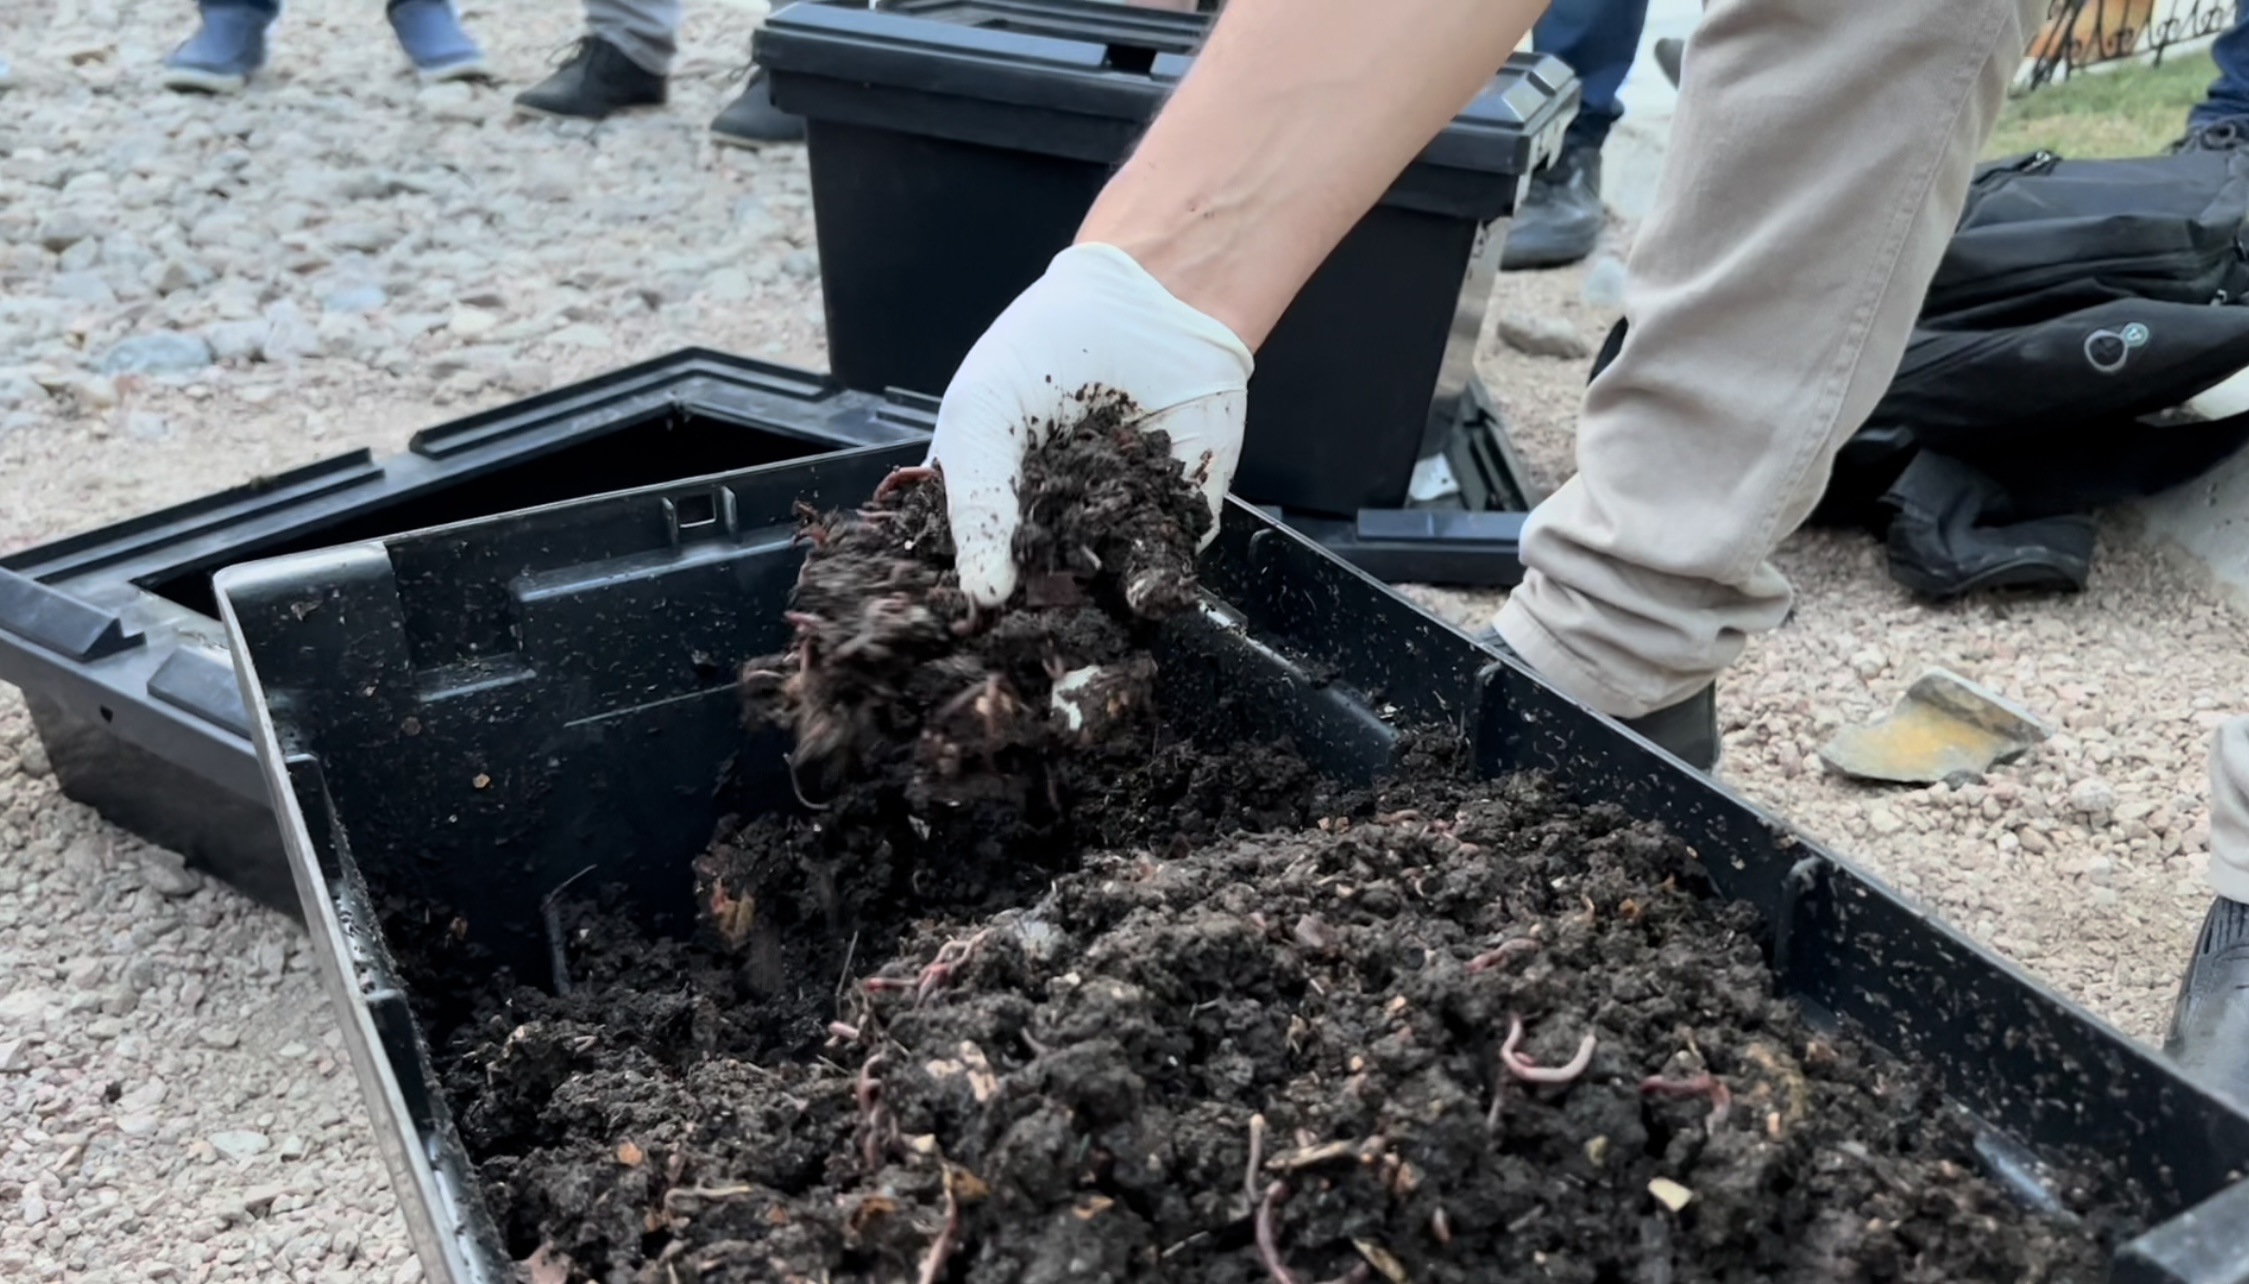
left=1588, top=146, right=2249, bottom=598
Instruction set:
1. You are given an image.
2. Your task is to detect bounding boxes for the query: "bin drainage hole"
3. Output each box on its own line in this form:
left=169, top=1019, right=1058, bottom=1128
left=99, top=706, right=114, bottom=723
left=676, top=493, right=718, bottom=528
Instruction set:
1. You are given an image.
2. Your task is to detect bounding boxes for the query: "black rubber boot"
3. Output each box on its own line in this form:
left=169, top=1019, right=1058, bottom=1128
left=1500, top=146, right=1606, bottom=271
left=710, top=69, right=805, bottom=148
left=2164, top=895, right=2249, bottom=1107
left=1474, top=626, right=1721, bottom=771
left=513, top=36, right=666, bottom=121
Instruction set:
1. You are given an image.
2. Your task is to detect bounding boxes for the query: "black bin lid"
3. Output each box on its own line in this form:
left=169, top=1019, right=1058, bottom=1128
left=754, top=0, right=1580, bottom=222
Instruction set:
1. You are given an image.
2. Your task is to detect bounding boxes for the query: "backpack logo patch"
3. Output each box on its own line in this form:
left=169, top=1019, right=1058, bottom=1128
left=2084, top=321, right=2150, bottom=374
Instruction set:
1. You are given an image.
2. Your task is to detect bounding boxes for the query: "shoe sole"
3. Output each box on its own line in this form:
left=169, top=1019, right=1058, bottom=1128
left=415, top=56, right=492, bottom=84
left=709, top=127, right=806, bottom=151
left=162, top=65, right=253, bottom=94
left=511, top=99, right=666, bottom=123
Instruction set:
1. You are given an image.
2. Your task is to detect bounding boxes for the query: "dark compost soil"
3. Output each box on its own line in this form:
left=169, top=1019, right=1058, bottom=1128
left=379, top=396, right=2143, bottom=1284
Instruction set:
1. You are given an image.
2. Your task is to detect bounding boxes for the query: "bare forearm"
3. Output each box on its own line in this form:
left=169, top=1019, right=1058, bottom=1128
left=1078, top=0, right=1545, bottom=349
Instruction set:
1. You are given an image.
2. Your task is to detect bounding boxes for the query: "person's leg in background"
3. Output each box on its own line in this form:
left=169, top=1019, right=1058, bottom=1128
left=1491, top=0, right=2044, bottom=756
left=387, top=0, right=489, bottom=81
left=2177, top=0, right=2249, bottom=149
left=163, top=0, right=486, bottom=93
left=161, top=0, right=277, bottom=93
left=514, top=0, right=677, bottom=121
left=2166, top=717, right=2249, bottom=1104
left=1502, top=0, right=1652, bottom=271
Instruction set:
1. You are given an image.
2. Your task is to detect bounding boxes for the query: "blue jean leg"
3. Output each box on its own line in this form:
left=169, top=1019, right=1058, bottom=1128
left=1532, top=0, right=1655, bottom=153
left=2191, top=0, right=2249, bottom=129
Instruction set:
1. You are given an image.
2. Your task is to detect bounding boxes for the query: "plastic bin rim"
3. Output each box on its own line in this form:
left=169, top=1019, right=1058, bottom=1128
left=754, top=2, right=1575, bottom=143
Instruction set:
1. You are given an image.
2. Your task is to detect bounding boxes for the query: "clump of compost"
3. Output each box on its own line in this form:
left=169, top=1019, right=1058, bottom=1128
left=741, top=384, right=1211, bottom=816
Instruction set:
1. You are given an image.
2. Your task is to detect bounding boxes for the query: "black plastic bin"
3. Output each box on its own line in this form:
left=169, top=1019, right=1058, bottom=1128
left=0, top=349, right=933, bottom=915
left=214, top=448, right=2249, bottom=1284
left=754, top=0, right=1577, bottom=523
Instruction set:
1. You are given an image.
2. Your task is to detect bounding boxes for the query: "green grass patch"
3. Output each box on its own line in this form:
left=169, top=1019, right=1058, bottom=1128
left=1985, top=50, right=2218, bottom=159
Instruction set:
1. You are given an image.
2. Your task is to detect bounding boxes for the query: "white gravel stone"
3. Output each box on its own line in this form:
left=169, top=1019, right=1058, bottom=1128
left=97, top=332, right=212, bottom=376
left=209, top=1131, right=270, bottom=1162
left=2070, top=777, right=2120, bottom=817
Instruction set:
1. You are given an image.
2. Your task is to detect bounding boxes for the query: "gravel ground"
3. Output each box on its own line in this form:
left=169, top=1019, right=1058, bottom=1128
left=0, top=2, right=2243, bottom=1279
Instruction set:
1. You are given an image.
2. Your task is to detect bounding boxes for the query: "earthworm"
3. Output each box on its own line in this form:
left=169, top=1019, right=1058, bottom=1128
left=1243, top=1114, right=1268, bottom=1208
left=1641, top=1072, right=1734, bottom=1132
left=785, top=754, right=832, bottom=812
left=1431, top=1206, right=1453, bottom=1245
left=916, top=929, right=992, bottom=1006
left=915, top=1176, right=962, bottom=1284
left=856, top=1053, right=889, bottom=1172
left=1500, top=1014, right=1597, bottom=1084
left=1255, top=1181, right=1298, bottom=1284
left=785, top=611, right=827, bottom=634
left=1466, top=938, right=1541, bottom=973
left=933, top=674, right=999, bottom=727
left=826, top=1022, right=860, bottom=1043
left=873, top=465, right=936, bottom=503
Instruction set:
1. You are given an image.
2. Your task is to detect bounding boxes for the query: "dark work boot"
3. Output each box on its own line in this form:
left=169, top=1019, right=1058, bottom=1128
left=1501, top=146, right=1606, bottom=271
left=161, top=2, right=273, bottom=94
left=710, top=70, right=806, bottom=148
left=2164, top=896, right=2249, bottom=1107
left=513, top=36, right=666, bottom=121
left=388, top=0, right=490, bottom=83
left=1474, top=625, right=1721, bottom=771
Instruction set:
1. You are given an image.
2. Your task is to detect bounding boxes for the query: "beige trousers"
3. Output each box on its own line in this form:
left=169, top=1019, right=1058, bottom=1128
left=1493, top=0, right=2050, bottom=719
left=1489, top=0, right=2249, bottom=902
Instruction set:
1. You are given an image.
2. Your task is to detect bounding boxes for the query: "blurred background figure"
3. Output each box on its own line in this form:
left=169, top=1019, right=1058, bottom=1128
left=161, top=0, right=489, bottom=94
left=1503, top=0, right=1653, bottom=270
left=511, top=0, right=805, bottom=147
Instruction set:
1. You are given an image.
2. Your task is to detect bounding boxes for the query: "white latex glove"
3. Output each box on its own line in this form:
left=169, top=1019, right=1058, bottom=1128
left=928, top=242, right=1254, bottom=608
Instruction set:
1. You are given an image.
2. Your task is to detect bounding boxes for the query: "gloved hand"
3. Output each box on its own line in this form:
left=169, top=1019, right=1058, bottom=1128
left=928, top=242, right=1255, bottom=608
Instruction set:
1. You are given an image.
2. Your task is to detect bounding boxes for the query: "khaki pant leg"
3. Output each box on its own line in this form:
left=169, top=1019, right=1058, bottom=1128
left=1495, top=0, right=2046, bottom=719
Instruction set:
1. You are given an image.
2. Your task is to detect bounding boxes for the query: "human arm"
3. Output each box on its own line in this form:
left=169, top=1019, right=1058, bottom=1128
left=933, top=0, right=1550, bottom=606
left=1079, top=0, right=1547, bottom=350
